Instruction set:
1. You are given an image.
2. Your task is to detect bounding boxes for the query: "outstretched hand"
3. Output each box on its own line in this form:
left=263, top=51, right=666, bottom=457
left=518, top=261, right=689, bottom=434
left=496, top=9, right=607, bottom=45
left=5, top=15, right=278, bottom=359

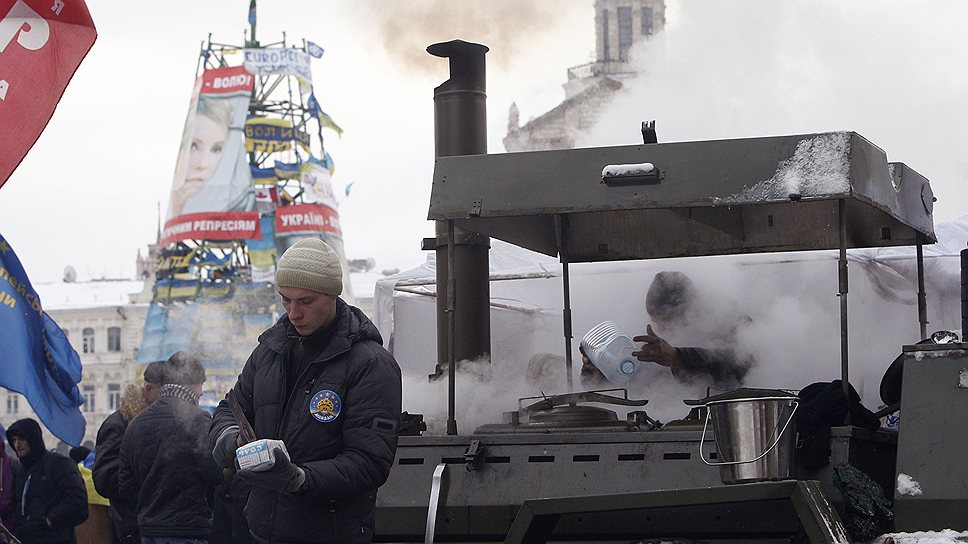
left=632, top=324, right=681, bottom=367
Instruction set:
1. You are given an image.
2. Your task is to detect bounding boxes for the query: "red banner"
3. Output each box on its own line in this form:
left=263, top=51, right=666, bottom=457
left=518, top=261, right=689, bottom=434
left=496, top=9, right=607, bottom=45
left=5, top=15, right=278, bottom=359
left=0, top=0, right=97, bottom=189
left=161, top=211, right=262, bottom=247
left=275, top=203, right=341, bottom=236
left=199, top=64, right=254, bottom=95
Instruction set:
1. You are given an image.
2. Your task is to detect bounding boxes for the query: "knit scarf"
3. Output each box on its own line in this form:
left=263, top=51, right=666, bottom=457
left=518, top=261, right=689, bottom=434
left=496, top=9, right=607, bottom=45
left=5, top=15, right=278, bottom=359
left=161, top=383, right=200, bottom=406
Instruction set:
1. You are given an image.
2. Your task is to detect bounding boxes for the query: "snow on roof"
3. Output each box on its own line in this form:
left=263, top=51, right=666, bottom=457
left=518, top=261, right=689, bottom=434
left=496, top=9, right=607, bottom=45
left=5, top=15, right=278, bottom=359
left=34, top=279, right=145, bottom=310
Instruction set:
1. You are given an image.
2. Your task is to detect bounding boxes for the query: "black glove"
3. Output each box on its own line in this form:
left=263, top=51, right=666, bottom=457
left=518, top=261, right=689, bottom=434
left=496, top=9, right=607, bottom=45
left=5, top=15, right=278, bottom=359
left=238, top=447, right=306, bottom=494
left=213, top=426, right=240, bottom=469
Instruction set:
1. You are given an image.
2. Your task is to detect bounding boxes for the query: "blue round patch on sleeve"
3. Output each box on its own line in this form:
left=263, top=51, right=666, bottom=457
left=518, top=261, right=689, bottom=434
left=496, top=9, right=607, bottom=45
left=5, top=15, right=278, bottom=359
left=309, top=390, right=342, bottom=423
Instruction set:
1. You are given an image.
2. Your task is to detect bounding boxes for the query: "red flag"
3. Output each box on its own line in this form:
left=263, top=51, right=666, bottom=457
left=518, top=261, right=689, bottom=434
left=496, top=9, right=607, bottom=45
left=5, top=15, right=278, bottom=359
left=0, top=0, right=96, bottom=189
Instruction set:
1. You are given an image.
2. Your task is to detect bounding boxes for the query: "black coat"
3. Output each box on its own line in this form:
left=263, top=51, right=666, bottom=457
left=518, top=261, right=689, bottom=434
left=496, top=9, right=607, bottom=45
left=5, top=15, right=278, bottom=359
left=92, top=409, right=139, bottom=541
left=119, top=396, right=222, bottom=538
left=210, top=299, right=402, bottom=544
left=10, top=451, right=88, bottom=543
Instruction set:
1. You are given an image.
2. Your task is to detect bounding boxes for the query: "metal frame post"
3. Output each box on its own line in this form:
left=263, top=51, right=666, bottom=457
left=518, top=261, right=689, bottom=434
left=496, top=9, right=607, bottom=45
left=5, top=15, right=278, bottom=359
left=555, top=215, right=574, bottom=391
left=916, top=233, right=928, bottom=340
left=838, top=199, right=850, bottom=407
left=447, top=219, right=458, bottom=436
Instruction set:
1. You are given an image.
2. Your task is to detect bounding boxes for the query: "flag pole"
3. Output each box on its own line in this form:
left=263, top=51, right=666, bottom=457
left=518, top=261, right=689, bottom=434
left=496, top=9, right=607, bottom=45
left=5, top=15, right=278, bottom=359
left=248, top=0, right=258, bottom=47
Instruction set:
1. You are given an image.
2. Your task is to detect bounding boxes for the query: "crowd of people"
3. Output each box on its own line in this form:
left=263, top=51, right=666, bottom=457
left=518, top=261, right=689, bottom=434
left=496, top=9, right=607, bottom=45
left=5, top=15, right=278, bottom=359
left=1, top=238, right=403, bottom=544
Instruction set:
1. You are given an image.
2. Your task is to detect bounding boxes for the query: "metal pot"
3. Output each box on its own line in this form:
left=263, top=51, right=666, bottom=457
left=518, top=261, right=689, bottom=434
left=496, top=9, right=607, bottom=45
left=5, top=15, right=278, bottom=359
left=686, top=388, right=798, bottom=485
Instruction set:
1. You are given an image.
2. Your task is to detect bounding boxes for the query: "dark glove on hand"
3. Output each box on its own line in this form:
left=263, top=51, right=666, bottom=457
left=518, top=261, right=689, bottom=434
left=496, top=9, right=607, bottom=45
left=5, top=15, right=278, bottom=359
left=238, top=447, right=306, bottom=494
left=213, top=426, right=241, bottom=469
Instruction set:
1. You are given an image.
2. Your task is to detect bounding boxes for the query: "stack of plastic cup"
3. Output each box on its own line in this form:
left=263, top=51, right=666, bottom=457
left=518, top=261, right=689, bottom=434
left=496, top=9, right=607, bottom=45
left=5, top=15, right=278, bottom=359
left=581, top=321, right=639, bottom=384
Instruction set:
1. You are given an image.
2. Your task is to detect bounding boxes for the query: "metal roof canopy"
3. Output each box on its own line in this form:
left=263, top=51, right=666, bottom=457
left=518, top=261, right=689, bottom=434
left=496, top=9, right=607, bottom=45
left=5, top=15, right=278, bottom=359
left=429, top=131, right=936, bottom=261
left=428, top=130, right=937, bottom=415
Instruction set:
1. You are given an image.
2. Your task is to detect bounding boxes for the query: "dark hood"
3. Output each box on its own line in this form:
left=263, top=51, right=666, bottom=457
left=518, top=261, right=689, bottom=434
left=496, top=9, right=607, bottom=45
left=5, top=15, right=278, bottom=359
left=6, top=418, right=46, bottom=468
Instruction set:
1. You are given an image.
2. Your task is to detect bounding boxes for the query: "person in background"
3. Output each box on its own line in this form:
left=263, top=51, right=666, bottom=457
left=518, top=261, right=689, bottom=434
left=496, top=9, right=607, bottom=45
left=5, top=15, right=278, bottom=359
left=93, top=360, right=168, bottom=544
left=209, top=474, right=251, bottom=544
left=581, top=271, right=752, bottom=389
left=632, top=271, right=752, bottom=386
left=6, top=418, right=88, bottom=543
left=119, top=352, right=221, bottom=544
left=71, top=448, right=112, bottom=544
left=0, top=424, right=14, bottom=530
left=210, top=237, right=403, bottom=544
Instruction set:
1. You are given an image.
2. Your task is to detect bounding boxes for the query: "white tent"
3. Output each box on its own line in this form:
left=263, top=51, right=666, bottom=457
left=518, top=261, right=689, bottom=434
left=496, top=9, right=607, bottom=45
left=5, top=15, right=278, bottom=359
left=376, top=217, right=967, bottom=432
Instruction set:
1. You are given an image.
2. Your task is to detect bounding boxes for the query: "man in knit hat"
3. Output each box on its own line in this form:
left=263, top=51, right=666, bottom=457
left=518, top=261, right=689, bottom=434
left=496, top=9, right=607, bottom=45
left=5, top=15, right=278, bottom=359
left=210, top=237, right=402, bottom=544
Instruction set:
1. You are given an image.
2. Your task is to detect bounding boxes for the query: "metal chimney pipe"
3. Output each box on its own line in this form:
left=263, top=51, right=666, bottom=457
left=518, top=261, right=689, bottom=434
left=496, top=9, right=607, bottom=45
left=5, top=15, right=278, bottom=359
left=427, top=40, right=491, bottom=435
left=961, top=247, right=967, bottom=339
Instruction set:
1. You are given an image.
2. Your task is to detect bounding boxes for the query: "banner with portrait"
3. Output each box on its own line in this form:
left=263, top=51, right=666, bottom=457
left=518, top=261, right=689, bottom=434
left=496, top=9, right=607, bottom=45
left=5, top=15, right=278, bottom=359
left=167, top=66, right=255, bottom=224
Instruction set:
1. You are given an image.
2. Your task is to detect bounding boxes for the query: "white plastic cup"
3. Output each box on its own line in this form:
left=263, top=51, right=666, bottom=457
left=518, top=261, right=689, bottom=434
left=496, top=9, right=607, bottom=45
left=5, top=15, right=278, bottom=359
left=581, top=321, right=639, bottom=384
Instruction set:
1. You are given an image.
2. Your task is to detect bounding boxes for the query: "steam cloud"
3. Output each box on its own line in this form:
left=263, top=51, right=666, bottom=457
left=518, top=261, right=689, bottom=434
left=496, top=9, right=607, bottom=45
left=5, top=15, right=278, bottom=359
left=392, top=1, right=968, bottom=432
left=351, top=0, right=591, bottom=73
left=578, top=0, right=968, bottom=222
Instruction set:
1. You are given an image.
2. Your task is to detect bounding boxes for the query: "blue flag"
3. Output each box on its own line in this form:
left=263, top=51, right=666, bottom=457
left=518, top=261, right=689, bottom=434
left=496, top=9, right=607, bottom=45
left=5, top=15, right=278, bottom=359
left=248, top=0, right=257, bottom=25
left=0, top=233, right=85, bottom=445
left=307, top=92, right=344, bottom=140
left=306, top=41, right=325, bottom=59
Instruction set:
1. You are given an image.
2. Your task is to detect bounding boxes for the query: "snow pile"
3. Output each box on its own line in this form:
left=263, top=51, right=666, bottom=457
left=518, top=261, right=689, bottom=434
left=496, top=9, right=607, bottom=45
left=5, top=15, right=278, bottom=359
left=871, top=529, right=968, bottom=544
left=896, top=473, right=924, bottom=496
left=723, top=132, right=851, bottom=203
left=601, top=162, right=656, bottom=179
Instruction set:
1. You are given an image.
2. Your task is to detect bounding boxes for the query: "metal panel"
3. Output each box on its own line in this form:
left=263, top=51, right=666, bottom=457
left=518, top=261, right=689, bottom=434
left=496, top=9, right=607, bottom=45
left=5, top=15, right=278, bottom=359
left=502, top=480, right=848, bottom=544
left=894, top=343, right=968, bottom=531
left=429, top=132, right=936, bottom=261
left=375, top=428, right=887, bottom=539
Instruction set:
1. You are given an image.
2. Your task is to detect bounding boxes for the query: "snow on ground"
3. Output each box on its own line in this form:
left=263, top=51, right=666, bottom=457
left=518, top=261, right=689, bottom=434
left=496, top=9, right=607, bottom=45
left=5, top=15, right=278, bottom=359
left=871, top=530, right=968, bottom=544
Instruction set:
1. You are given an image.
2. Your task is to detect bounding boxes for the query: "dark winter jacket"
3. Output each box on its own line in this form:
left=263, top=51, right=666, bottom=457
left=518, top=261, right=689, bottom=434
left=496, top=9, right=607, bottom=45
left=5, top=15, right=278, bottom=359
left=92, top=409, right=139, bottom=541
left=210, top=299, right=402, bottom=544
left=6, top=418, right=88, bottom=543
left=673, top=347, right=751, bottom=388
left=118, top=395, right=222, bottom=538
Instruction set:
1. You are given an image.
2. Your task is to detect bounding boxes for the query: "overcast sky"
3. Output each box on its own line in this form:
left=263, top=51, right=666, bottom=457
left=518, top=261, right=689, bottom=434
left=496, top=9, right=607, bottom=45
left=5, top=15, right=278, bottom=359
left=2, top=0, right=966, bottom=284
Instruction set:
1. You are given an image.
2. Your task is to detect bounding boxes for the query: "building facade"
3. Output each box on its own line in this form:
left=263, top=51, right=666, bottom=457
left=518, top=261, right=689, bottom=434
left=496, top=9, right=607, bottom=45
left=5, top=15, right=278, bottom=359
left=1, top=278, right=148, bottom=450
left=504, top=0, right=665, bottom=152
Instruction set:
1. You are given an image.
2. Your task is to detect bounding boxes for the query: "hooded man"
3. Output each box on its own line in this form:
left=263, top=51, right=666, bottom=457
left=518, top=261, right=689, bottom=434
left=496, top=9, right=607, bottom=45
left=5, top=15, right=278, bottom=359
left=5, top=418, right=88, bottom=543
left=92, top=359, right=167, bottom=544
left=210, top=237, right=403, bottom=544
left=632, top=271, right=752, bottom=386
left=581, top=271, right=752, bottom=389
left=118, top=352, right=222, bottom=543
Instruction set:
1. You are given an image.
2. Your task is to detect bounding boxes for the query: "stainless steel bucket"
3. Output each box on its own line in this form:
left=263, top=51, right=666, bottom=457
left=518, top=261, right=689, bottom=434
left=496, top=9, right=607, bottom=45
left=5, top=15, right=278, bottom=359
left=689, top=388, right=799, bottom=485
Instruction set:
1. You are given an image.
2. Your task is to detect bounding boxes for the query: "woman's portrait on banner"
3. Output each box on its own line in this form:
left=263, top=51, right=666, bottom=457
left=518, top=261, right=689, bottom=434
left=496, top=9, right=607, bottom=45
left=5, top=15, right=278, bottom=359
left=167, top=68, right=255, bottom=220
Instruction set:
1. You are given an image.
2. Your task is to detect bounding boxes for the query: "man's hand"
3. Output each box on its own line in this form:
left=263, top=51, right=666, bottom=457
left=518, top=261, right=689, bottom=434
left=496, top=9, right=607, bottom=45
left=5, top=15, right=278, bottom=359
left=212, top=426, right=241, bottom=469
left=632, top=324, right=681, bottom=367
left=238, top=447, right=306, bottom=494
left=578, top=343, right=608, bottom=388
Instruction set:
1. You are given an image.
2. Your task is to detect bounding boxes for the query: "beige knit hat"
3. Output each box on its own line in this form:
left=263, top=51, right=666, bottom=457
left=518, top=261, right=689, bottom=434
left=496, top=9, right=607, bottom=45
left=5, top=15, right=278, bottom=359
left=275, top=238, right=343, bottom=295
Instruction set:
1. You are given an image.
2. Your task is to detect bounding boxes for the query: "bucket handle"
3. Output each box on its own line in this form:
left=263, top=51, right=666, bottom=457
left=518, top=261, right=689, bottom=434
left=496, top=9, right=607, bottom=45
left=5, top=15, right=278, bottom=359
left=698, top=398, right=799, bottom=467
